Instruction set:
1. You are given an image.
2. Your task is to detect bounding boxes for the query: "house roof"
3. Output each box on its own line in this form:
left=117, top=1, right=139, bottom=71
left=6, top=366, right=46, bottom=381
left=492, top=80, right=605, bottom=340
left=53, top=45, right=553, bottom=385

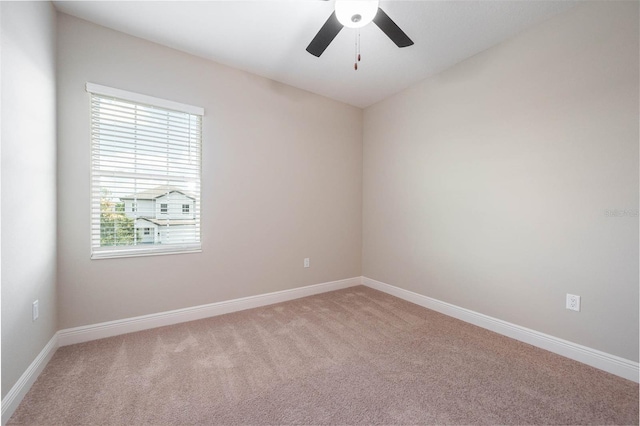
left=136, top=218, right=197, bottom=227
left=121, top=185, right=195, bottom=201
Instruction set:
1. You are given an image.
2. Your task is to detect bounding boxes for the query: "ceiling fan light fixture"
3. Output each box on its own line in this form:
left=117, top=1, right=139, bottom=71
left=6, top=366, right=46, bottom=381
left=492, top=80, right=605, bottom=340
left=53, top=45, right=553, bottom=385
left=335, top=0, right=379, bottom=29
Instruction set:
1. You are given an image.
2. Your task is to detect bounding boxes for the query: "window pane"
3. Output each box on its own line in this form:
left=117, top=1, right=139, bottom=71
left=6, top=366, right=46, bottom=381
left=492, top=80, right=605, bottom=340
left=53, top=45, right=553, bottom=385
left=90, top=91, right=202, bottom=258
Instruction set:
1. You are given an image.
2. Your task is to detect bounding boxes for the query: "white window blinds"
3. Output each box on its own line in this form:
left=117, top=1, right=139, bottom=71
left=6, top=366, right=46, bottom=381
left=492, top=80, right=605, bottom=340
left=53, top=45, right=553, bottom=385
left=88, top=83, right=203, bottom=259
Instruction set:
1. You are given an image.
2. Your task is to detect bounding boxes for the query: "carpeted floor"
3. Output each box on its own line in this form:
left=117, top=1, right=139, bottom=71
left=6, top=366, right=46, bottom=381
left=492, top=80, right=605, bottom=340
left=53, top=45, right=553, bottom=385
left=8, top=286, right=639, bottom=425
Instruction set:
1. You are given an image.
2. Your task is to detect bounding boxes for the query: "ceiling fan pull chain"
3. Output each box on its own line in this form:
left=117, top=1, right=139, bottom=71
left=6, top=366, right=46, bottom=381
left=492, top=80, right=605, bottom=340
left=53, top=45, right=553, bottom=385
left=354, top=30, right=358, bottom=70
left=354, top=30, right=361, bottom=71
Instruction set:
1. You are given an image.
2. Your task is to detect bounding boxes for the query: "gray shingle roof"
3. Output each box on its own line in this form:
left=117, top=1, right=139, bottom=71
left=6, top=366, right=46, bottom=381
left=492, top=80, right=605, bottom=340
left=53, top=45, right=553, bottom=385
left=136, top=218, right=197, bottom=226
left=121, top=185, right=195, bottom=201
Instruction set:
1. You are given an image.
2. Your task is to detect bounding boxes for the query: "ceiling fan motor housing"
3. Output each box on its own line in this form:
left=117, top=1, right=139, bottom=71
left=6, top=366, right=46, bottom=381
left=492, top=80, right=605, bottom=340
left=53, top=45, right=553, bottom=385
left=335, top=0, right=379, bottom=29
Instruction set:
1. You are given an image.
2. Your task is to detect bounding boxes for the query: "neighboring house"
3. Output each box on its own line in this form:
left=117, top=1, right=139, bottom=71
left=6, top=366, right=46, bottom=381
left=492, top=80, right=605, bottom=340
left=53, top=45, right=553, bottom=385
left=121, top=186, right=197, bottom=244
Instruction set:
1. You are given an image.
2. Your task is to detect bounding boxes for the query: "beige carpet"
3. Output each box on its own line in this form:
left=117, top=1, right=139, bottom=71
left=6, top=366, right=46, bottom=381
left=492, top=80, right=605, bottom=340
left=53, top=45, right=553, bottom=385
left=8, top=286, right=639, bottom=425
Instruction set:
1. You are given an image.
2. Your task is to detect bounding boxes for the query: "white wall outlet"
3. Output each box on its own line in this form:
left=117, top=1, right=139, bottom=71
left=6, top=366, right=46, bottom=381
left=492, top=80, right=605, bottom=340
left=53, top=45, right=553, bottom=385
left=304, top=258, right=310, bottom=268
left=566, top=294, right=580, bottom=312
left=32, top=300, right=39, bottom=321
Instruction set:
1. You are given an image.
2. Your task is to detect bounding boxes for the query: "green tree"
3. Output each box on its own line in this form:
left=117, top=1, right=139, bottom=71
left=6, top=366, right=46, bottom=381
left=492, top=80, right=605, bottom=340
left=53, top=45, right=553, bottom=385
left=100, top=189, right=135, bottom=246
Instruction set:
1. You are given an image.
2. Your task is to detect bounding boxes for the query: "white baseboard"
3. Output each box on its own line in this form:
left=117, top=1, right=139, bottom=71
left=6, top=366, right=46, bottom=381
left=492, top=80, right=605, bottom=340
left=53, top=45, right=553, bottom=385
left=1, top=334, right=59, bottom=425
left=58, top=276, right=361, bottom=347
left=362, top=276, right=639, bottom=383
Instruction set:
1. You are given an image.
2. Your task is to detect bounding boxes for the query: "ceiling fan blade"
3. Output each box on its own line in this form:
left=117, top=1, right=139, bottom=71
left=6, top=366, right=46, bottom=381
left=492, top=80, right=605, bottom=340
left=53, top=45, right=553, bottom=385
left=306, top=11, right=344, bottom=57
left=373, top=7, right=413, bottom=48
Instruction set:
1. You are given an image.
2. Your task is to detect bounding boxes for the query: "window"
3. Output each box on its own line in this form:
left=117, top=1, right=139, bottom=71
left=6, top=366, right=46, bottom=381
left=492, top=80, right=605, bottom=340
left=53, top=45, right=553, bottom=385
left=182, top=204, right=190, bottom=214
left=88, top=83, right=203, bottom=259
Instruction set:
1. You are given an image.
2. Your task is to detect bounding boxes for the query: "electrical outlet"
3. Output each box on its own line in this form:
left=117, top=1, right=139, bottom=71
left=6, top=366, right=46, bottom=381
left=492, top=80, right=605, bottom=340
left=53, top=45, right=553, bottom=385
left=566, top=294, right=580, bottom=312
left=32, top=300, right=39, bottom=321
left=304, top=258, right=310, bottom=268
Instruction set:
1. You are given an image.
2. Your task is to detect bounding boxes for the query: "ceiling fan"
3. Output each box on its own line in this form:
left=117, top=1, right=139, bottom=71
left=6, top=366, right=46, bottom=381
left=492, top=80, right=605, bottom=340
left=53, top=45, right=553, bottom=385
left=306, top=0, right=414, bottom=58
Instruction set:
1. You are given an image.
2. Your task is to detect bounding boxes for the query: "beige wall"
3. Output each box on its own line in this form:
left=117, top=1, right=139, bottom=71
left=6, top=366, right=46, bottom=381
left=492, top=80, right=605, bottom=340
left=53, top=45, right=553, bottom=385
left=56, top=14, right=363, bottom=329
left=1, top=2, right=58, bottom=398
left=363, top=1, right=639, bottom=362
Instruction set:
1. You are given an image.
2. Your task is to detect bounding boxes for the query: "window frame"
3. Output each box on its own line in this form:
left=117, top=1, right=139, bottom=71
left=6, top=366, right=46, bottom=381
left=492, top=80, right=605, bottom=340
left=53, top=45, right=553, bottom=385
left=87, top=83, right=204, bottom=259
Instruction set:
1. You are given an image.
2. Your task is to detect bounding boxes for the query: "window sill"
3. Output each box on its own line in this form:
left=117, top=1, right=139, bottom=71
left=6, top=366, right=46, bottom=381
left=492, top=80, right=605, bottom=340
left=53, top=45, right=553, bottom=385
left=91, top=245, right=202, bottom=260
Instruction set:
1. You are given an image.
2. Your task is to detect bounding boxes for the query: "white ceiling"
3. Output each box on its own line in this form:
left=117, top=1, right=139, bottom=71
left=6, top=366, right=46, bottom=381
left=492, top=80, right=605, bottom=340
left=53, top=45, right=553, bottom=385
left=53, top=1, right=578, bottom=108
